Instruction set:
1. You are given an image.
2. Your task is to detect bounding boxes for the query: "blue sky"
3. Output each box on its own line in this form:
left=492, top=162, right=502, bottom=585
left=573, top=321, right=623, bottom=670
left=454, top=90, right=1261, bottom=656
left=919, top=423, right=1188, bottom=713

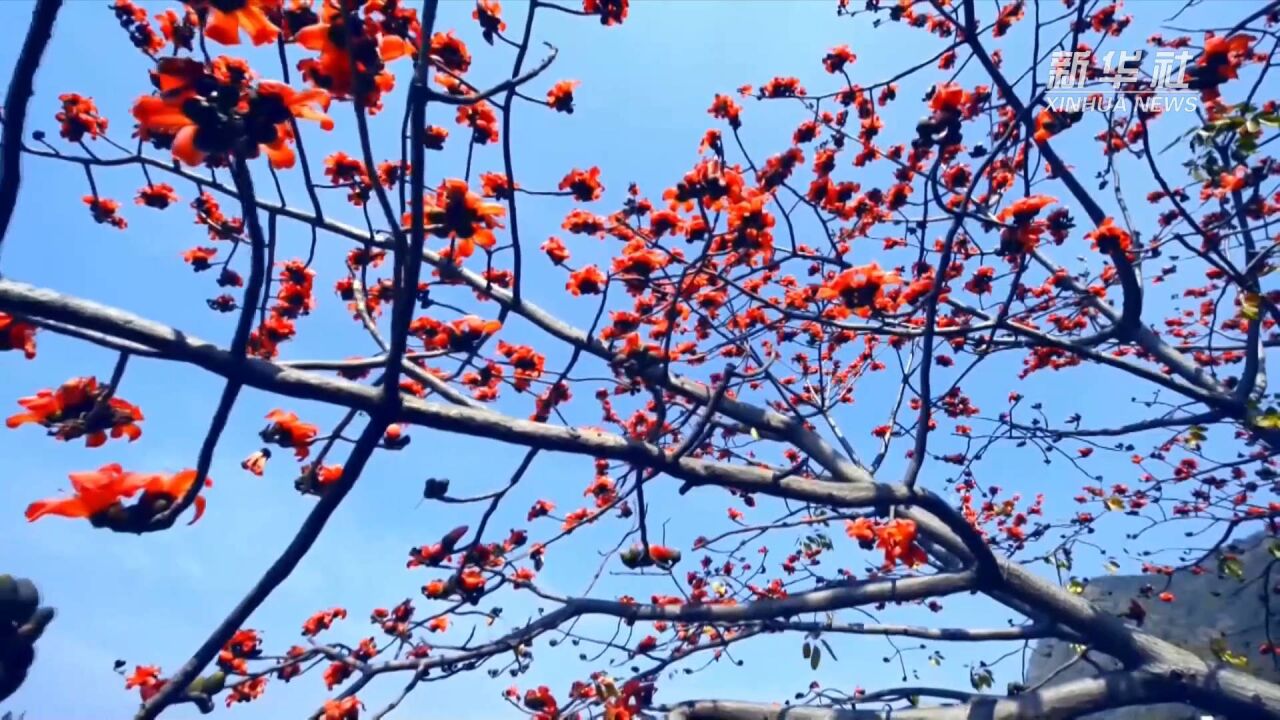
left=0, top=0, right=1262, bottom=718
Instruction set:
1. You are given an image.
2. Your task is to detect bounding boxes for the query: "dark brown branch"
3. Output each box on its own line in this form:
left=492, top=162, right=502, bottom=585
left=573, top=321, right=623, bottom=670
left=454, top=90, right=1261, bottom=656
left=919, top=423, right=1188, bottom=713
left=0, top=0, right=62, bottom=256
left=136, top=420, right=390, bottom=720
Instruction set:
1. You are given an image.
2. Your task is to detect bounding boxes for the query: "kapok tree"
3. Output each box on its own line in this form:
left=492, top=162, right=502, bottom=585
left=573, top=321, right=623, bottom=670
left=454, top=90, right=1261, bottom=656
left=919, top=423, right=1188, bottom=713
left=2, top=0, right=1280, bottom=718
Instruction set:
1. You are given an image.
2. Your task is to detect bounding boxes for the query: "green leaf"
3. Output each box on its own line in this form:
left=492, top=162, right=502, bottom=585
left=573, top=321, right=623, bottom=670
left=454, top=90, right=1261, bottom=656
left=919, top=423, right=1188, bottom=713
left=820, top=638, right=839, bottom=662
left=1186, top=426, right=1207, bottom=450
left=1253, top=409, right=1280, bottom=430
left=1219, top=555, right=1246, bottom=581
left=809, top=645, right=822, bottom=671
left=1211, top=635, right=1249, bottom=668
left=1241, top=292, right=1262, bottom=321
left=1067, top=578, right=1086, bottom=595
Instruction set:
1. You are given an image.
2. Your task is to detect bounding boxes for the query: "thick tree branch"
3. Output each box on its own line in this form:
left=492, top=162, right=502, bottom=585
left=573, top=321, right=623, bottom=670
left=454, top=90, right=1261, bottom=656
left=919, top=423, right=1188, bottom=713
left=0, top=0, right=62, bottom=258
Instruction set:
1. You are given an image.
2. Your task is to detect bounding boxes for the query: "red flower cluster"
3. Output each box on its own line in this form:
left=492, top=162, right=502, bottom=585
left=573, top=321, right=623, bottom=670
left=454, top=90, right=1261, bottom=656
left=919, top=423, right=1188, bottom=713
left=845, top=517, right=927, bottom=569
left=133, top=57, right=332, bottom=168
left=0, top=313, right=37, bottom=359
left=26, top=463, right=211, bottom=526
left=56, top=93, right=108, bottom=141
left=7, top=376, right=143, bottom=447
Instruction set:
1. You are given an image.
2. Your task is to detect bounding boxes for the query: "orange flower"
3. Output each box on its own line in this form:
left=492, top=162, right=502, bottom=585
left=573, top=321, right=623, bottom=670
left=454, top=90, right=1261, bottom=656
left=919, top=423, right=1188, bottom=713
left=875, top=518, right=927, bottom=569
left=26, top=464, right=145, bottom=522
left=456, top=100, right=500, bottom=144
left=429, top=31, right=472, bottom=74
left=125, top=664, right=165, bottom=702
left=261, top=409, right=319, bottom=458
left=647, top=545, right=681, bottom=565
left=323, top=696, right=363, bottom=720
left=132, top=62, right=332, bottom=169
left=567, top=265, right=606, bottom=296
left=249, top=81, right=335, bottom=169
left=226, top=676, right=267, bottom=706
left=844, top=517, right=875, bottom=543
left=156, top=7, right=199, bottom=52
left=547, top=80, right=580, bottom=113
left=139, top=469, right=213, bottom=524
left=1085, top=217, right=1132, bottom=254
left=450, top=316, right=502, bottom=349
left=459, top=568, right=486, bottom=592
left=562, top=209, right=608, bottom=236
left=407, top=179, right=506, bottom=259
left=562, top=507, right=591, bottom=529
left=56, top=93, right=108, bottom=141
left=816, top=263, right=902, bottom=318
left=582, top=0, right=628, bottom=25
left=559, top=167, right=604, bottom=202
left=927, top=82, right=969, bottom=115
left=761, top=76, right=805, bottom=98
left=541, top=236, right=570, bottom=265
left=995, top=195, right=1058, bottom=254
left=7, top=376, right=144, bottom=447
left=527, top=499, right=555, bottom=520
left=426, top=616, right=449, bottom=632
left=497, top=342, right=546, bottom=391
left=125, top=664, right=162, bottom=690
left=1032, top=108, right=1080, bottom=145
left=25, top=464, right=208, bottom=524
left=1195, top=34, right=1254, bottom=98
left=708, top=94, right=741, bottom=128
left=315, top=464, right=343, bottom=485
left=83, top=196, right=126, bottom=229
left=247, top=312, right=297, bottom=359
left=136, top=183, right=179, bottom=209
left=295, top=1, right=411, bottom=109
left=182, top=246, right=218, bottom=271
left=200, top=0, right=280, bottom=46
left=218, top=629, right=262, bottom=674
left=302, top=607, right=347, bottom=637
left=422, top=124, right=449, bottom=150
left=412, top=315, right=500, bottom=352
left=473, top=0, right=506, bottom=42
left=479, top=171, right=515, bottom=199
left=0, top=313, right=37, bottom=359
left=996, top=195, right=1057, bottom=224
left=823, top=45, right=856, bottom=74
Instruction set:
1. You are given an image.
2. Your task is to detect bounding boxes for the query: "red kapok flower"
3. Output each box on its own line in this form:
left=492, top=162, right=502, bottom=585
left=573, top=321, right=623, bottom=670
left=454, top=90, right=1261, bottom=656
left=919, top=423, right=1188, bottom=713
left=0, top=313, right=37, bottom=359
left=200, top=0, right=280, bottom=46
left=547, top=80, right=581, bottom=113
left=1085, top=216, right=1133, bottom=253
left=261, top=409, right=319, bottom=458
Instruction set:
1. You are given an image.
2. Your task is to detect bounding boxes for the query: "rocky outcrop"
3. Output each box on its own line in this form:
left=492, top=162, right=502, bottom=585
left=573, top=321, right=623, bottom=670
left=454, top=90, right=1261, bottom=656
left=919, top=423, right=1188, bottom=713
left=1025, top=532, right=1280, bottom=719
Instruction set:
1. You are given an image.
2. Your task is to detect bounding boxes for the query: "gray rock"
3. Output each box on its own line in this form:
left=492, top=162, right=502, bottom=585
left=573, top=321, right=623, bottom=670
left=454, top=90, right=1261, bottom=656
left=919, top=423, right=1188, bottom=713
left=1025, top=532, right=1280, bottom=719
